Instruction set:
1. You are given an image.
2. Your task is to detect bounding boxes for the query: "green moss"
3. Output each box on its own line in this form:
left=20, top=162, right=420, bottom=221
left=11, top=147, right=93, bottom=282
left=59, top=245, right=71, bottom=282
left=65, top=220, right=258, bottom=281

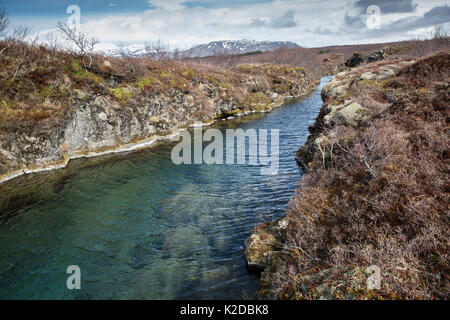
left=169, top=79, right=178, bottom=88
left=181, top=69, right=196, bottom=79
left=136, top=77, right=154, bottom=90
left=70, top=61, right=81, bottom=70
left=357, top=79, right=379, bottom=87
left=241, top=65, right=255, bottom=72
left=110, top=87, right=132, bottom=102
left=229, top=108, right=243, bottom=115
left=334, top=92, right=353, bottom=105
left=68, top=60, right=103, bottom=84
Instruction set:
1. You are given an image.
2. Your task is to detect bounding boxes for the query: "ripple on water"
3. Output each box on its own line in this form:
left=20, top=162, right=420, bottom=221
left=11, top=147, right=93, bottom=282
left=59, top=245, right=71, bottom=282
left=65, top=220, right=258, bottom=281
left=0, top=76, right=333, bottom=299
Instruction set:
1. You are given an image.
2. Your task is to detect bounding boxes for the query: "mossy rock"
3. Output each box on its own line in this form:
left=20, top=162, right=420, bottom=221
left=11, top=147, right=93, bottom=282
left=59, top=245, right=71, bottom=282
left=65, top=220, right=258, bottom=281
left=244, top=221, right=279, bottom=272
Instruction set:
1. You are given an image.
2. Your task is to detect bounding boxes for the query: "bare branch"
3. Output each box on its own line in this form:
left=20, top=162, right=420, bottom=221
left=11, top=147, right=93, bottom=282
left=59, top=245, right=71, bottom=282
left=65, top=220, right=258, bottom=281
left=0, top=3, right=8, bottom=37
left=144, top=39, right=170, bottom=61
left=1, top=27, right=40, bottom=80
left=56, top=21, right=99, bottom=69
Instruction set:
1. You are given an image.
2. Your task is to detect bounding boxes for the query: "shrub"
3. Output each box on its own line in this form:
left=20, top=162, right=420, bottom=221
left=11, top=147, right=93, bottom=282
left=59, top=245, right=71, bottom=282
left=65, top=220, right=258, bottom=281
left=271, top=52, right=450, bottom=300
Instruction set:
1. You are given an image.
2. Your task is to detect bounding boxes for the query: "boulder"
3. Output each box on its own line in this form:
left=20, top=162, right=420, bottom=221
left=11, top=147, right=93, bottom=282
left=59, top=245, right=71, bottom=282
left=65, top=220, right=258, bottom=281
left=98, top=112, right=108, bottom=122
left=324, top=102, right=368, bottom=126
left=345, top=53, right=364, bottom=68
left=368, top=47, right=390, bottom=62
left=244, top=222, right=279, bottom=272
left=375, top=68, right=396, bottom=81
left=102, top=60, right=112, bottom=68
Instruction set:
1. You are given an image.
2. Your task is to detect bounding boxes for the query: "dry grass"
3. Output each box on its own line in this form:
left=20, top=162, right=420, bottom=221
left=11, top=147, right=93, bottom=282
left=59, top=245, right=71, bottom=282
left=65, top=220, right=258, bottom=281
left=0, top=39, right=314, bottom=131
left=270, top=52, right=449, bottom=300
left=189, top=32, right=450, bottom=81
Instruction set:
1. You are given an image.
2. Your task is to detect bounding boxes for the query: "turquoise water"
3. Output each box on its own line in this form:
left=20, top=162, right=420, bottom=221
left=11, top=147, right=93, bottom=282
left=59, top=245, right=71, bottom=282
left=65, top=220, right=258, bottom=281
left=0, top=77, right=332, bottom=299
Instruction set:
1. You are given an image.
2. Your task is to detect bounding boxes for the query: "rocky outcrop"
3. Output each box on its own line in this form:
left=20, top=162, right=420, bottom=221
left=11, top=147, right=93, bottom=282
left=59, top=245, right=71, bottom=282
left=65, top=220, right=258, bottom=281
left=368, top=46, right=391, bottom=62
left=0, top=65, right=317, bottom=184
left=344, top=53, right=364, bottom=68
left=344, top=47, right=392, bottom=68
left=244, top=220, right=282, bottom=272
left=246, top=57, right=420, bottom=298
left=296, top=58, right=415, bottom=168
left=244, top=218, right=289, bottom=299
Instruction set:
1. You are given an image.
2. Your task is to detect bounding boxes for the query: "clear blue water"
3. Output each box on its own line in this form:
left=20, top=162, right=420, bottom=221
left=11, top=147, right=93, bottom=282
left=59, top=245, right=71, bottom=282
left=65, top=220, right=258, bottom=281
left=0, top=76, right=332, bottom=299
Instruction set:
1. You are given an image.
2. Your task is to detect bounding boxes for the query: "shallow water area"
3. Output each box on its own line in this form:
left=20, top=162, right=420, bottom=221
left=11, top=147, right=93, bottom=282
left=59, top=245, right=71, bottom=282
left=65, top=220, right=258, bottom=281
left=0, top=77, right=332, bottom=299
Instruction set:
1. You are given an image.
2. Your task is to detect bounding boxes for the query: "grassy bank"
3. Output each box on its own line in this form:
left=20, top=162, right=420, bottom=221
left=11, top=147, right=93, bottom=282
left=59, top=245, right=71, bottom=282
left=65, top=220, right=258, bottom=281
left=0, top=39, right=316, bottom=180
left=255, top=51, right=449, bottom=300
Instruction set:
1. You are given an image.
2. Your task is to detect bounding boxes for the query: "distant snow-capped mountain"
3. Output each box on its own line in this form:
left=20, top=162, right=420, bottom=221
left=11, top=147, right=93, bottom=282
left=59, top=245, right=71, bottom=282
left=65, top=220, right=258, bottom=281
left=99, top=44, right=147, bottom=57
left=96, top=40, right=300, bottom=58
left=180, top=40, right=300, bottom=58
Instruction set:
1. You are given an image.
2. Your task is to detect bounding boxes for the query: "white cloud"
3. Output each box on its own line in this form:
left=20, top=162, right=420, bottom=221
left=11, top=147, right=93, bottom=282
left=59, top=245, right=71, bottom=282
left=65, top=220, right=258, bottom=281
left=148, top=0, right=187, bottom=12
left=30, top=0, right=450, bottom=50
left=78, top=0, right=346, bottom=48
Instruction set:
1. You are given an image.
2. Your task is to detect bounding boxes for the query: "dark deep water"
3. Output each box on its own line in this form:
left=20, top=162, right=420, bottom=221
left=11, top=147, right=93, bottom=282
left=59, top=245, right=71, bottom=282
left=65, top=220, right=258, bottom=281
left=0, top=76, right=332, bottom=299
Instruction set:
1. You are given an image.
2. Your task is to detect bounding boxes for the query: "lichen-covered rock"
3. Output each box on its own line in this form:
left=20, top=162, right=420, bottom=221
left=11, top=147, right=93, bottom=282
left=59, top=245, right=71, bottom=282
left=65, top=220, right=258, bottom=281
left=368, top=46, right=391, bottom=63
left=244, top=221, right=280, bottom=272
left=324, top=102, right=368, bottom=127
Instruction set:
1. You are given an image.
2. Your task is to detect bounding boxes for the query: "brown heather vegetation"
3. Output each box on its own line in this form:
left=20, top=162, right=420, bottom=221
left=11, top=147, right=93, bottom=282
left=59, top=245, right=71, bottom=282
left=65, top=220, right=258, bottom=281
left=0, top=39, right=312, bottom=131
left=269, top=51, right=449, bottom=300
left=191, top=29, right=450, bottom=81
left=1, top=2, right=449, bottom=299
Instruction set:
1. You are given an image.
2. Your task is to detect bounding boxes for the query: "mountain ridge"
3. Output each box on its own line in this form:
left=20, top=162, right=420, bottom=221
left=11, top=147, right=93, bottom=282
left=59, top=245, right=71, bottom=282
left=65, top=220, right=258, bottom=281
left=181, top=39, right=301, bottom=57
left=100, top=39, right=301, bottom=58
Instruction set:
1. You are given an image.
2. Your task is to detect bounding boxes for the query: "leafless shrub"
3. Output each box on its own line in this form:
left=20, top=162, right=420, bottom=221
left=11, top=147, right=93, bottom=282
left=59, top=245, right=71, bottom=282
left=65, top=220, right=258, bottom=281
left=114, top=41, right=140, bottom=77
left=0, top=26, right=42, bottom=80
left=43, top=32, right=61, bottom=51
left=56, top=21, right=99, bottom=70
left=413, top=27, right=450, bottom=57
left=172, top=48, right=182, bottom=61
left=0, top=3, right=8, bottom=37
left=10, top=32, right=39, bottom=79
left=145, top=39, right=170, bottom=61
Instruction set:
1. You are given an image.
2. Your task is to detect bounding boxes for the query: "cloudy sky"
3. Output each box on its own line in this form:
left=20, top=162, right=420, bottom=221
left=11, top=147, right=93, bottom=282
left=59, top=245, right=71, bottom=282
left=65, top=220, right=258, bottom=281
left=3, top=0, right=450, bottom=50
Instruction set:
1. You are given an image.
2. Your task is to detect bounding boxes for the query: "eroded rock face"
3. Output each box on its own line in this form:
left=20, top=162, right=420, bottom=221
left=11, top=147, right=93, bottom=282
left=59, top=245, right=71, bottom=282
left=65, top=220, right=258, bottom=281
left=296, top=58, right=416, bottom=168
left=0, top=72, right=317, bottom=183
left=244, top=221, right=280, bottom=272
